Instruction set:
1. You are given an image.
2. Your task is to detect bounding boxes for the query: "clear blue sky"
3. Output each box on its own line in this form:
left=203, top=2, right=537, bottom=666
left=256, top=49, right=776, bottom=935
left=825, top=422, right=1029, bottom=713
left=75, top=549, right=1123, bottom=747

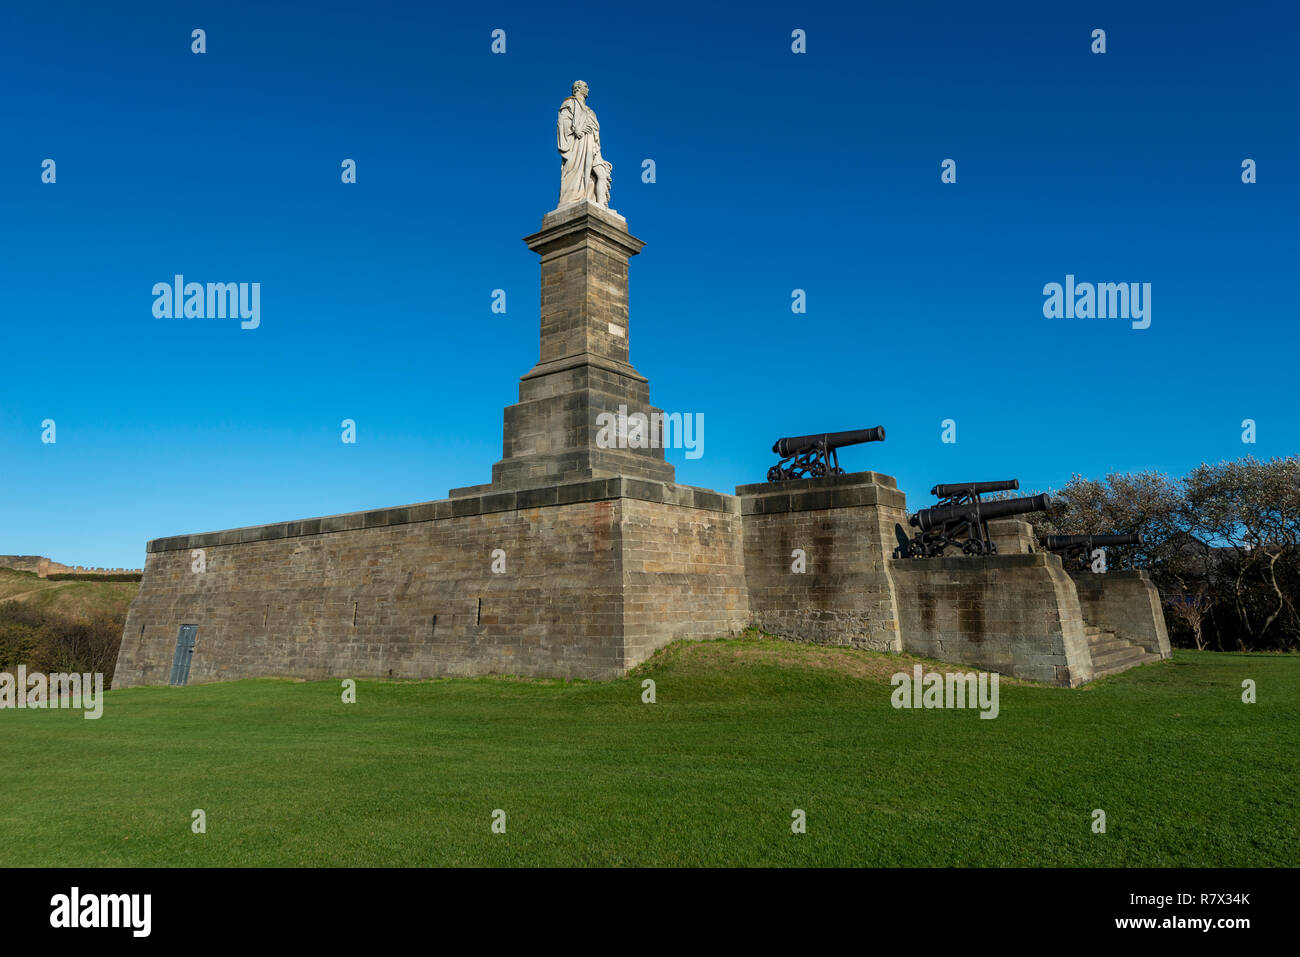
left=1, top=1, right=1296, bottom=568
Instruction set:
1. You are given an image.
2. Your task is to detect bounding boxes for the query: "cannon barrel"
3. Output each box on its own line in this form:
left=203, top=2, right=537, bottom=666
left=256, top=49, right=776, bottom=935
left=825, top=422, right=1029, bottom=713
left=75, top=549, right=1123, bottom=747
left=911, top=493, right=1051, bottom=531
left=1042, top=532, right=1144, bottom=550
left=772, top=426, right=885, bottom=457
left=930, top=479, right=1019, bottom=498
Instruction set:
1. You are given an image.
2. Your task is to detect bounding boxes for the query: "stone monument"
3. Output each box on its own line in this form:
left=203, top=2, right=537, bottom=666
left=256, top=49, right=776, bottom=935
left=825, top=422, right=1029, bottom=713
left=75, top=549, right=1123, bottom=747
left=450, top=81, right=671, bottom=494
left=112, top=83, right=1169, bottom=690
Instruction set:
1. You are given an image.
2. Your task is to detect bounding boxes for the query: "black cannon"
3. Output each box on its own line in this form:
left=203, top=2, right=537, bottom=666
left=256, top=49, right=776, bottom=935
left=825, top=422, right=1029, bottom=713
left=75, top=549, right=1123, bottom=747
left=895, top=484, right=1051, bottom=557
left=930, top=480, right=1020, bottom=503
left=1042, top=532, right=1144, bottom=571
left=767, top=426, right=885, bottom=482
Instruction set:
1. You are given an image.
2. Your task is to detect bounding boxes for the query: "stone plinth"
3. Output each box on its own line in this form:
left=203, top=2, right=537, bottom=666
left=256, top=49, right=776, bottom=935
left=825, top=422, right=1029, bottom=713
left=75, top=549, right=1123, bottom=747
left=475, top=201, right=675, bottom=492
left=737, top=471, right=908, bottom=652
left=987, top=519, right=1038, bottom=555
left=891, top=553, right=1095, bottom=686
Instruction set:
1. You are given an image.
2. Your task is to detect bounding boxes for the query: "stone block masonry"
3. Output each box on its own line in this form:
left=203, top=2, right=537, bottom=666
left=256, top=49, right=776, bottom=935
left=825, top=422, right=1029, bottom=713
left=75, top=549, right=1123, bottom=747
left=891, top=553, right=1096, bottom=687
left=479, top=201, right=676, bottom=491
left=738, top=472, right=907, bottom=653
left=1068, top=569, right=1172, bottom=659
left=619, top=493, right=750, bottom=668
left=986, top=519, right=1037, bottom=556
left=116, top=469, right=1169, bottom=689
left=114, top=478, right=749, bottom=687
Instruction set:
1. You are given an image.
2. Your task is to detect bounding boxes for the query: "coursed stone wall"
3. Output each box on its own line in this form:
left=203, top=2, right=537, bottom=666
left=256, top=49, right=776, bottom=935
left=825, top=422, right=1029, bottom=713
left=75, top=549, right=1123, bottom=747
left=1068, top=569, right=1172, bottom=658
left=738, top=472, right=907, bottom=653
left=116, top=468, right=1177, bottom=688
left=890, top=553, right=1095, bottom=686
left=619, top=492, right=750, bottom=668
left=114, top=478, right=746, bottom=688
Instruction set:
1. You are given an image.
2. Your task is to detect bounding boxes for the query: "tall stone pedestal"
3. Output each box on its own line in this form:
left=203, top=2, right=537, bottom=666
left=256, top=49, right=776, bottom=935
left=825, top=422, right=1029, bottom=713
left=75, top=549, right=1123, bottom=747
left=455, top=200, right=676, bottom=495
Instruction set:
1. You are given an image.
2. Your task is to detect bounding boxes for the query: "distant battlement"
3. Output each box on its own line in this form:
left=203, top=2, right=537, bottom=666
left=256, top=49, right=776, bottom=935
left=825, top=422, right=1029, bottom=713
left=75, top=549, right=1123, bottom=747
left=0, top=555, right=143, bottom=578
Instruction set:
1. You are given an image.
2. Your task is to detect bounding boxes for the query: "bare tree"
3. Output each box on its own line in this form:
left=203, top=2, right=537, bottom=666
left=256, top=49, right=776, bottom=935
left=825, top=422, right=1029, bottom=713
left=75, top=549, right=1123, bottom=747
left=1165, top=588, right=1214, bottom=651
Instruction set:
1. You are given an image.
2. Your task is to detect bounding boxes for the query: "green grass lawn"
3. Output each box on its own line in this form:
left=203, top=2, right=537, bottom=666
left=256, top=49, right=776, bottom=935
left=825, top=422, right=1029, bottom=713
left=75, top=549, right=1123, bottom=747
left=1, top=637, right=1294, bottom=866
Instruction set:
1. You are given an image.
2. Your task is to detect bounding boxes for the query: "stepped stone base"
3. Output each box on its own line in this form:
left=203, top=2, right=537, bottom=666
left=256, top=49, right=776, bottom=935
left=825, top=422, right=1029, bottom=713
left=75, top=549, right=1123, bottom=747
left=480, top=201, right=676, bottom=491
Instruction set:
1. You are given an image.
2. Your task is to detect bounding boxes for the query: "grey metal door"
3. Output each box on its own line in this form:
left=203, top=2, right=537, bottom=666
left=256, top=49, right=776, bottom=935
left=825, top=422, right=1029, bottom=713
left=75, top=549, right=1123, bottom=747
left=169, top=624, right=197, bottom=686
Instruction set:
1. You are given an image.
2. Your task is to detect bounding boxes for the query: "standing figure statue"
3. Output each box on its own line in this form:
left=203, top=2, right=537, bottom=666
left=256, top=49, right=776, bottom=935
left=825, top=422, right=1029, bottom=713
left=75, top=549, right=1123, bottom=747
left=556, top=80, right=613, bottom=208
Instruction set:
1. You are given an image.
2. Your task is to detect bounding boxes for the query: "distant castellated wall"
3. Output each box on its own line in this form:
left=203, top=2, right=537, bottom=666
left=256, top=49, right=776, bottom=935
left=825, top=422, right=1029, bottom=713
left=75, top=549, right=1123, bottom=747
left=0, top=555, right=143, bottom=578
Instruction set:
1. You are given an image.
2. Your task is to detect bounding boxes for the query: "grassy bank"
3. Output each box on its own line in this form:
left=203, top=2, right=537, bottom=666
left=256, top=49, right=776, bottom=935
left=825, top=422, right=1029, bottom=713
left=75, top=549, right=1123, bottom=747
left=0, top=638, right=1293, bottom=866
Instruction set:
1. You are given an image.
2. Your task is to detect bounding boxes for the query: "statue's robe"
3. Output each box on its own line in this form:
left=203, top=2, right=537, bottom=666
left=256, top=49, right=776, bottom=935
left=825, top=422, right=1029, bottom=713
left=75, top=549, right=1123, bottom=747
left=557, top=96, right=612, bottom=205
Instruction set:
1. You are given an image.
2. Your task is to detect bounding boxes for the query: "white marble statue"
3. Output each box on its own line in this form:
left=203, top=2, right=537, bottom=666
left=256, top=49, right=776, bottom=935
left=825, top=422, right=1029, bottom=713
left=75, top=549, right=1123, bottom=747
left=556, top=81, right=612, bottom=208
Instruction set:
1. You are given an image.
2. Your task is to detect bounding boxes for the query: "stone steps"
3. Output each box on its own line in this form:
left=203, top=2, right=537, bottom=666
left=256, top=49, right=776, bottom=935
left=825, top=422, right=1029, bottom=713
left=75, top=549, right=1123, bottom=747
left=1090, top=636, right=1130, bottom=656
left=1085, top=627, right=1160, bottom=679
